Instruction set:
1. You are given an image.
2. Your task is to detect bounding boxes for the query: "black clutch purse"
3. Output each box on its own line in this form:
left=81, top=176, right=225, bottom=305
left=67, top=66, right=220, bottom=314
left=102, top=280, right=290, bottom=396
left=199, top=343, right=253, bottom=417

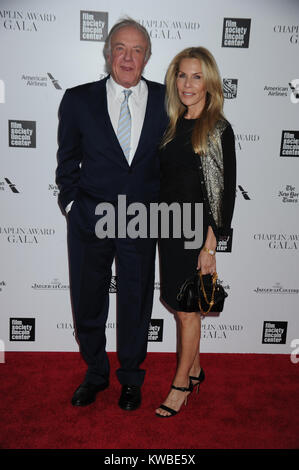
left=176, top=271, right=228, bottom=315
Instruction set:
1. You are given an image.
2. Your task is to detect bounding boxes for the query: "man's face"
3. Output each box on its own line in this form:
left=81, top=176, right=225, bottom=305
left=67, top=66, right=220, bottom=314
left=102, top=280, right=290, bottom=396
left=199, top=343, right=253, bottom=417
left=108, top=26, right=148, bottom=88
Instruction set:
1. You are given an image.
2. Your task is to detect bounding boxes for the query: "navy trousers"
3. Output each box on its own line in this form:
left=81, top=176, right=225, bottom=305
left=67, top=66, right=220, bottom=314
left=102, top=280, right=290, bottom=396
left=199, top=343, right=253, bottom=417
left=66, top=193, right=156, bottom=387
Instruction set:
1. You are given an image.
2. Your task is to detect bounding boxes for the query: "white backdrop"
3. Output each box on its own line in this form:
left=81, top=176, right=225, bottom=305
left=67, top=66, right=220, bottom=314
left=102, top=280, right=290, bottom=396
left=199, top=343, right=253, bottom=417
left=0, top=0, right=298, bottom=355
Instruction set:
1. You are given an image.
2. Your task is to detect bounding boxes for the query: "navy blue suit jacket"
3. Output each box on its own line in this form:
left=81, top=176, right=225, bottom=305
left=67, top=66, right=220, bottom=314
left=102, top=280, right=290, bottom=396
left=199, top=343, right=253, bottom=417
left=56, top=76, right=168, bottom=214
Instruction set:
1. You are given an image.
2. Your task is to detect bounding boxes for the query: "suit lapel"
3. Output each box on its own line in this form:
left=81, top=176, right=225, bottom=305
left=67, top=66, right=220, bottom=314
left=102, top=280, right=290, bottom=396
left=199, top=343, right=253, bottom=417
left=87, top=77, right=160, bottom=168
left=88, top=78, right=129, bottom=169
left=131, top=79, right=157, bottom=167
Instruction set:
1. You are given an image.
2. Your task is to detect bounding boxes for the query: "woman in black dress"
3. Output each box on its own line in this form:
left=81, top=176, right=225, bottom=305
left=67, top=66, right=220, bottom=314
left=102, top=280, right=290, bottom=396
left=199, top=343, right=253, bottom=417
left=156, top=47, right=236, bottom=417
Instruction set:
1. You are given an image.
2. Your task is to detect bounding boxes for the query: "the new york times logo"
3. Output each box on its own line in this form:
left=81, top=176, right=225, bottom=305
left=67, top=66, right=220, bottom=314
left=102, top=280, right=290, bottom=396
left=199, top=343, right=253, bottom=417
left=223, top=79, right=238, bottom=99
left=48, top=183, right=59, bottom=197
left=222, top=18, right=251, bottom=48
left=80, top=11, right=108, bottom=42
left=278, top=184, right=298, bottom=203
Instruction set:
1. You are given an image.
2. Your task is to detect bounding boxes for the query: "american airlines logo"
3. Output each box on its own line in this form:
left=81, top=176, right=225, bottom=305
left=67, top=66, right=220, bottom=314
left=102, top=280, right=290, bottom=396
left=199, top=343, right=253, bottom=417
left=5, top=178, right=19, bottom=193
left=0, top=178, right=20, bottom=193
left=21, top=73, right=62, bottom=89
left=47, top=73, right=62, bottom=89
left=238, top=185, right=250, bottom=200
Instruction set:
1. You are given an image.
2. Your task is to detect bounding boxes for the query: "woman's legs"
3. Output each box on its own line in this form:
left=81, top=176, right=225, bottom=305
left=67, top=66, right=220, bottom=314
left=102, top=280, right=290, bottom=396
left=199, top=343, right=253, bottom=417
left=155, top=311, right=201, bottom=416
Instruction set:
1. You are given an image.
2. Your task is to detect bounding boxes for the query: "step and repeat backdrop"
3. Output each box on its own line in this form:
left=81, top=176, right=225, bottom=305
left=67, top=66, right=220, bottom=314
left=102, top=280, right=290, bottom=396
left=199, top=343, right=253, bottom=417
left=0, top=0, right=298, bottom=356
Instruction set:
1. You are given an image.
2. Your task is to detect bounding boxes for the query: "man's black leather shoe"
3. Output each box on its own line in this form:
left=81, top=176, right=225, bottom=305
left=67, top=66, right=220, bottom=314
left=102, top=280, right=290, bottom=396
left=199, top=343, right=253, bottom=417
left=71, top=382, right=109, bottom=406
left=118, top=385, right=141, bottom=411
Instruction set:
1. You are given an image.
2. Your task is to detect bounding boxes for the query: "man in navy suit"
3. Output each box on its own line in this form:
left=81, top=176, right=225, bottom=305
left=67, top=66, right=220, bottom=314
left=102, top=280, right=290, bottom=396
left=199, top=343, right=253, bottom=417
left=56, top=18, right=167, bottom=410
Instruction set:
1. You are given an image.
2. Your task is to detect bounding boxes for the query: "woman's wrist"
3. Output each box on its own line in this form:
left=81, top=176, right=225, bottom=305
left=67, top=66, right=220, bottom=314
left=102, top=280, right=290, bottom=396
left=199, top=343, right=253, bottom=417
left=203, top=246, right=216, bottom=256
left=204, top=226, right=217, bottom=254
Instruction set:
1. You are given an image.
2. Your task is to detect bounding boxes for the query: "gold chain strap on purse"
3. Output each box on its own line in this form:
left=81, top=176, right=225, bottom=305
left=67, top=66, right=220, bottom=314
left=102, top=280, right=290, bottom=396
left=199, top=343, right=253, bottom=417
left=197, top=271, right=218, bottom=315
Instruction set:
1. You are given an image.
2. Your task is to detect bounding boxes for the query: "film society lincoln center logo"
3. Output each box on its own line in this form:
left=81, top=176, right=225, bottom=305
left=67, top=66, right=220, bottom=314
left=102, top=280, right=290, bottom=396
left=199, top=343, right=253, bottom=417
left=9, top=120, right=36, bottom=148
left=10, top=318, right=35, bottom=341
left=280, top=130, right=299, bottom=157
left=222, top=18, right=251, bottom=48
left=80, top=11, right=108, bottom=42
left=148, top=319, right=163, bottom=342
left=262, top=321, right=287, bottom=345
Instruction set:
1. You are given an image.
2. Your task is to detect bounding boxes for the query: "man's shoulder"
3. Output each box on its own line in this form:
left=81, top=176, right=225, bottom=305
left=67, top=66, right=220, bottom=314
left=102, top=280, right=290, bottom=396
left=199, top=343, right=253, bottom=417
left=65, top=78, right=107, bottom=98
left=143, top=77, right=165, bottom=92
left=142, top=78, right=166, bottom=105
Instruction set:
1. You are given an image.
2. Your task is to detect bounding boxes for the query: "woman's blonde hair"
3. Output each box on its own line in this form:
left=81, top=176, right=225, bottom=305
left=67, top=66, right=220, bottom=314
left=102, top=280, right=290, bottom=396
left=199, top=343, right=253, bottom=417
left=162, top=47, right=225, bottom=155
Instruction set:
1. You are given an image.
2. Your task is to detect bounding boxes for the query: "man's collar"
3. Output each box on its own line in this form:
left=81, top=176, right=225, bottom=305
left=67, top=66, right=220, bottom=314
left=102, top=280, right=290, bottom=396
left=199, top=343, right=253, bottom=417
left=107, top=75, right=145, bottom=98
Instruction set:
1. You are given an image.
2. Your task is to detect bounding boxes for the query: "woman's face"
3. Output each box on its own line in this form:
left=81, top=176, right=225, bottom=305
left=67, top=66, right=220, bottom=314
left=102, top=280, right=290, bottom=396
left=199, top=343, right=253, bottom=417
left=176, top=58, right=207, bottom=117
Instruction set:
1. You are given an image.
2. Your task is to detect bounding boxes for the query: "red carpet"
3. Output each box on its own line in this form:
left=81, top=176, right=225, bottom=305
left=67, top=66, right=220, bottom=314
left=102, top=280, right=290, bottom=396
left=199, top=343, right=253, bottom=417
left=0, top=352, right=298, bottom=450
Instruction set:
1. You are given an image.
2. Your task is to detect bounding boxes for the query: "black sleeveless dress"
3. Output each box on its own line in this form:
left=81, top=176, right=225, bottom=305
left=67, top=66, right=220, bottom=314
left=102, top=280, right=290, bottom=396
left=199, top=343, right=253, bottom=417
left=158, top=117, right=208, bottom=311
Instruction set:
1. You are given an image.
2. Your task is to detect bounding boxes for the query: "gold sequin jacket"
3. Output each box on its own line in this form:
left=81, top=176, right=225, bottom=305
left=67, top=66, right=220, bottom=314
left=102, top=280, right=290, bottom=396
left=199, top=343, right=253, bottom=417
left=196, top=119, right=236, bottom=240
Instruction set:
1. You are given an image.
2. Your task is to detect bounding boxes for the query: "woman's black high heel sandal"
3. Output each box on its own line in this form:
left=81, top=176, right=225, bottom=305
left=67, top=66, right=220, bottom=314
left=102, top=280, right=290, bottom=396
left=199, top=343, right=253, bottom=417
left=156, top=380, right=193, bottom=418
left=189, top=368, right=205, bottom=394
